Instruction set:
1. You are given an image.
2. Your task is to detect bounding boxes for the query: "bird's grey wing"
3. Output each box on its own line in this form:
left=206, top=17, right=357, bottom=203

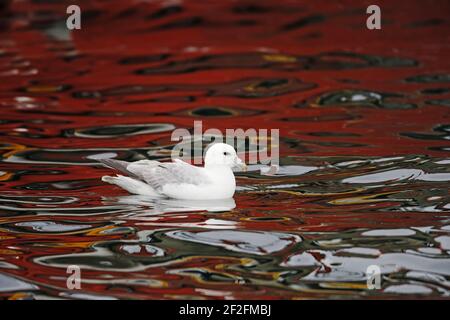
left=99, top=159, right=160, bottom=181
left=142, top=162, right=211, bottom=192
left=98, top=159, right=140, bottom=179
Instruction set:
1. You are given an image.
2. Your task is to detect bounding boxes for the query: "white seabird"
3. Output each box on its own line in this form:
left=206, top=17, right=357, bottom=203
left=100, top=143, right=246, bottom=200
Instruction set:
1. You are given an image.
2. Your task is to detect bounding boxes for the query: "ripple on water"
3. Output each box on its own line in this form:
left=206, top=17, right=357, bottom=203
left=342, top=168, right=450, bottom=184
left=361, top=229, right=416, bottom=237
left=383, top=284, right=433, bottom=295
left=314, top=89, right=417, bottom=109
left=14, top=221, right=93, bottom=233
left=166, top=230, right=302, bottom=255
left=405, top=73, right=450, bottom=83
left=65, top=123, right=175, bottom=138
left=0, top=273, right=39, bottom=293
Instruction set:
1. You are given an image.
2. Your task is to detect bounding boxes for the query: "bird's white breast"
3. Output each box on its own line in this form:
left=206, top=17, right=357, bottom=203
left=162, top=166, right=236, bottom=200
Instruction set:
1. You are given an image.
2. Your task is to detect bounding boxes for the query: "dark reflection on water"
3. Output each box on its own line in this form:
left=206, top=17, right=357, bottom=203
left=0, top=0, right=449, bottom=300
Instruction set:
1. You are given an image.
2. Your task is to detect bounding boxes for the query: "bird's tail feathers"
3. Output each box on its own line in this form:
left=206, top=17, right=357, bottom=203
left=102, top=175, right=161, bottom=197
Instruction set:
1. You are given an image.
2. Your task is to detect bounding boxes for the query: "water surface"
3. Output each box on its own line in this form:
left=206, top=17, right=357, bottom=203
left=0, top=0, right=449, bottom=299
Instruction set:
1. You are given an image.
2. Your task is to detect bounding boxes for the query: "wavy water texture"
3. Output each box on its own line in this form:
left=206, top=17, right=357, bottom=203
left=0, top=0, right=449, bottom=299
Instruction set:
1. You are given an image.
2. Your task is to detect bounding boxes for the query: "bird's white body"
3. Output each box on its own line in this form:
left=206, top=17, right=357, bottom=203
left=100, top=143, right=245, bottom=200
left=160, top=165, right=236, bottom=200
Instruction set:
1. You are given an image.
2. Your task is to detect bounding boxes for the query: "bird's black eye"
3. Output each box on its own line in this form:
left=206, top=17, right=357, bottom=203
left=223, top=152, right=229, bottom=156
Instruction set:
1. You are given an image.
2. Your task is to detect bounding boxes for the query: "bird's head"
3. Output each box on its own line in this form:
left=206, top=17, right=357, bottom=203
left=204, top=143, right=247, bottom=171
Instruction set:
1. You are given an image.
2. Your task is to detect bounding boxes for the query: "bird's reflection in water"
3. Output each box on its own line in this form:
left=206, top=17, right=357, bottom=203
left=102, top=195, right=236, bottom=217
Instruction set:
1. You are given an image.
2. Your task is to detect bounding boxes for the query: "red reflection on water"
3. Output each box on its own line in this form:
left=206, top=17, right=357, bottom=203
left=0, top=0, right=449, bottom=299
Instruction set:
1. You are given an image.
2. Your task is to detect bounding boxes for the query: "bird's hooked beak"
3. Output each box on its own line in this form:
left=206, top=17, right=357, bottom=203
left=234, top=156, right=247, bottom=171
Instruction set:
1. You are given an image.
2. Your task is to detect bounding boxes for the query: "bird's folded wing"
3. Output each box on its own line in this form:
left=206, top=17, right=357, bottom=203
left=142, top=161, right=211, bottom=192
left=99, top=158, right=159, bottom=181
left=127, top=160, right=160, bottom=179
left=99, top=158, right=210, bottom=193
left=98, top=159, right=140, bottom=179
